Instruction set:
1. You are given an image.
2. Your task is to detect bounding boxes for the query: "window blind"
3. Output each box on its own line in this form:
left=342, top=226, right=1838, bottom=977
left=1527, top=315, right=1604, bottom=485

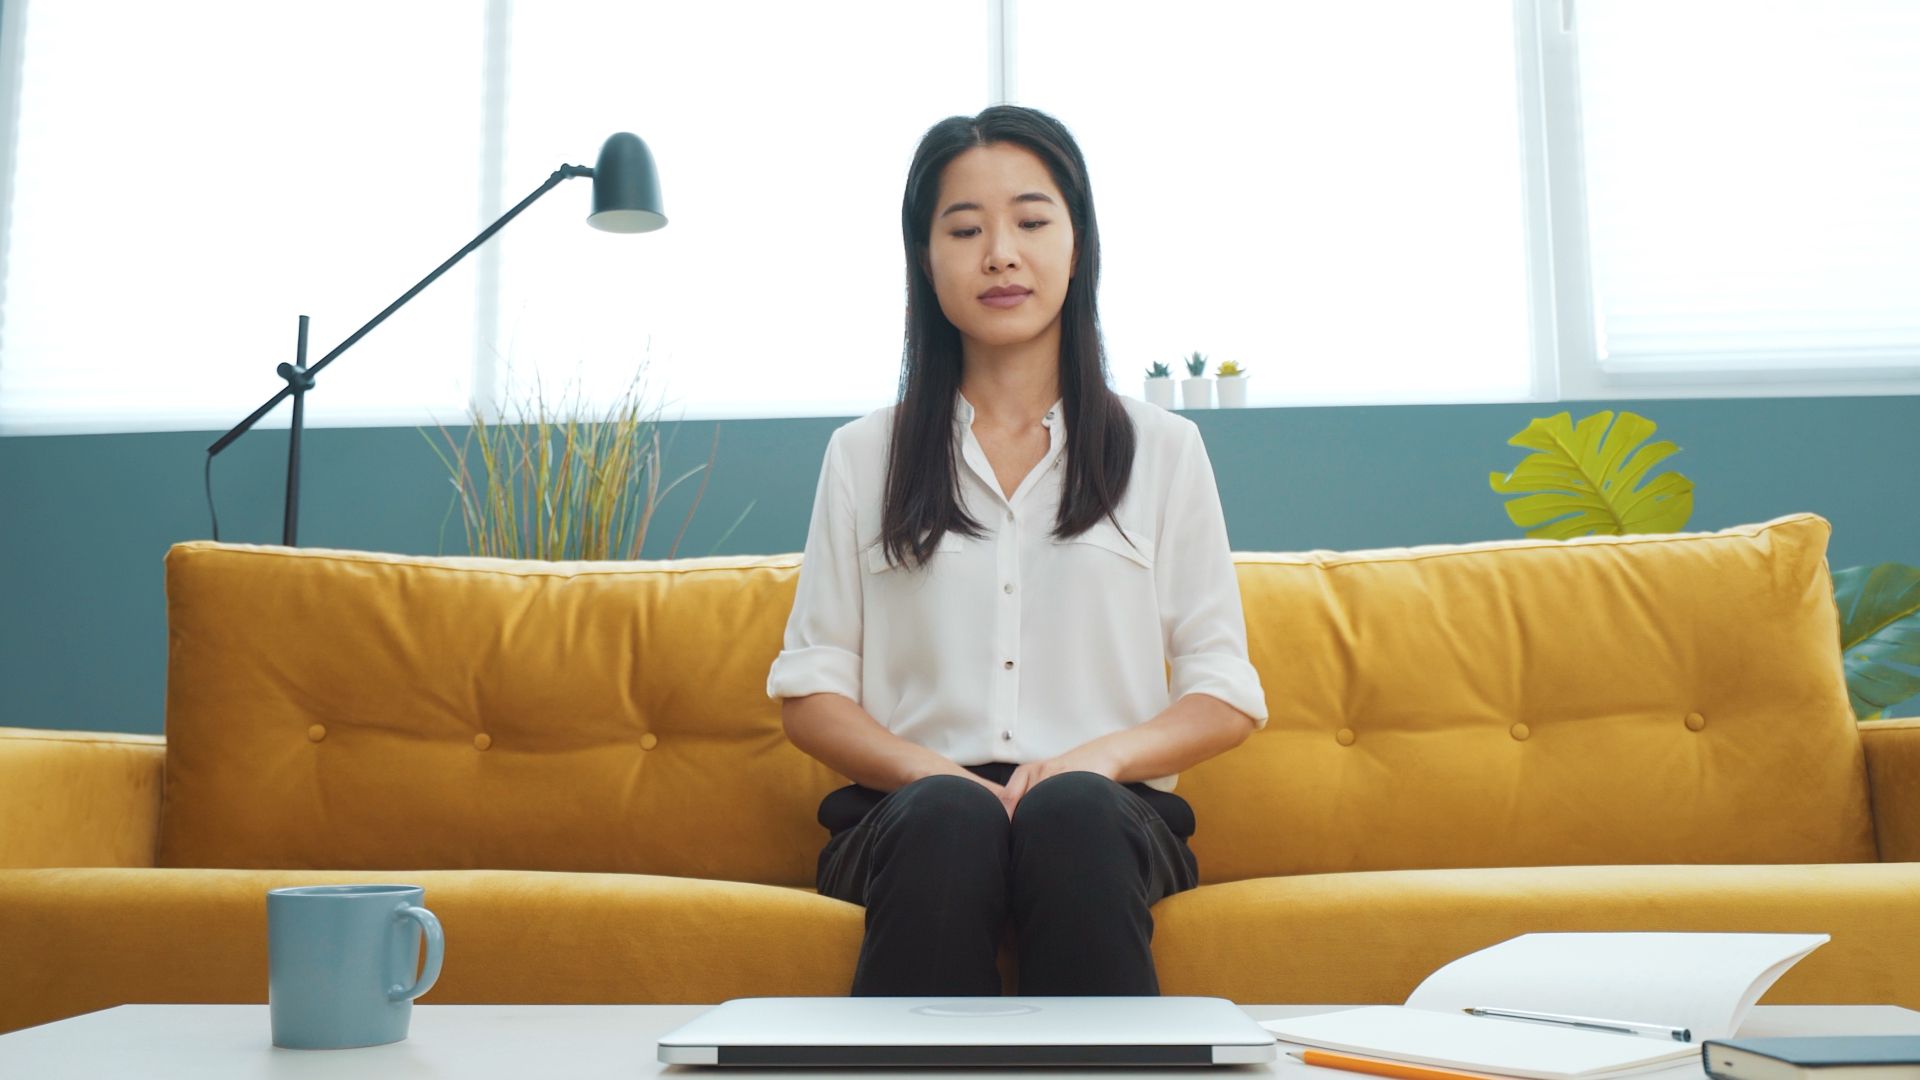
left=1016, top=0, right=1536, bottom=405
left=0, top=1, right=487, bottom=436
left=1576, top=0, right=1920, bottom=373
left=481, top=1, right=985, bottom=422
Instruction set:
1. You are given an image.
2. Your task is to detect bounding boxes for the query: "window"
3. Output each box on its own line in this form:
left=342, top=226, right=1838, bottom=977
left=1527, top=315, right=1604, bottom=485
left=3, top=1, right=1915, bottom=435
left=1538, top=0, right=1920, bottom=396
left=487, top=1, right=986, bottom=423
left=0, top=0, right=487, bottom=436
left=1016, top=0, right=1537, bottom=406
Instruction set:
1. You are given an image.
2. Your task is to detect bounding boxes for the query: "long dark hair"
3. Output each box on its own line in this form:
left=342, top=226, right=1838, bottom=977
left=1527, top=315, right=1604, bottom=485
left=880, top=104, right=1137, bottom=571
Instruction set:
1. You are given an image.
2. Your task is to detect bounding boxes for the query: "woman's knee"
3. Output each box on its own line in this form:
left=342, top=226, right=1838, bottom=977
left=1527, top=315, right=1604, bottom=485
left=1009, top=771, right=1132, bottom=840
left=873, top=773, right=1009, bottom=846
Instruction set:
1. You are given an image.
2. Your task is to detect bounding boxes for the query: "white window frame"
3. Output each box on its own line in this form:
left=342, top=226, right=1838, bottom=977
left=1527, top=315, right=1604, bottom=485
left=470, top=0, right=511, bottom=427
left=1522, top=0, right=1920, bottom=401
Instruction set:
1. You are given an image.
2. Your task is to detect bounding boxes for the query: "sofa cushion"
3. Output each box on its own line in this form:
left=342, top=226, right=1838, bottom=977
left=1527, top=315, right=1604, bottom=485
left=158, top=543, right=842, bottom=883
left=1150, top=862, right=1920, bottom=1009
left=1176, top=512, right=1876, bottom=881
left=0, top=867, right=863, bottom=1036
left=4, top=862, right=1913, bottom=1036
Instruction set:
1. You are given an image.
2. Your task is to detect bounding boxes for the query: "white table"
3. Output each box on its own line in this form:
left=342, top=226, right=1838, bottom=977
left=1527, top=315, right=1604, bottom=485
left=1, top=1003, right=1916, bottom=1078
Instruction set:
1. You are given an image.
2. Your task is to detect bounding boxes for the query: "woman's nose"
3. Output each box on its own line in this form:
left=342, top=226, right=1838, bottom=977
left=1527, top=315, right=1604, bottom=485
left=986, top=239, right=1017, bottom=270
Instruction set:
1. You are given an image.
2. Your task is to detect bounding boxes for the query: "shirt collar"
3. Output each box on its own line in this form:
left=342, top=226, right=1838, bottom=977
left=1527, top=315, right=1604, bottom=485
left=954, top=388, right=1065, bottom=430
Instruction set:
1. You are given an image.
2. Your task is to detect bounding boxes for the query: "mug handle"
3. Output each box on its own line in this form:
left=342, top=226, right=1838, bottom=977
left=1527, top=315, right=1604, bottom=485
left=386, top=904, right=445, bottom=1003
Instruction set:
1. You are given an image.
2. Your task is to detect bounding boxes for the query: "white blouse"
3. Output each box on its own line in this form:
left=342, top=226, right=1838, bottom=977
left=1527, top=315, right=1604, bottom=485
left=765, top=388, right=1268, bottom=792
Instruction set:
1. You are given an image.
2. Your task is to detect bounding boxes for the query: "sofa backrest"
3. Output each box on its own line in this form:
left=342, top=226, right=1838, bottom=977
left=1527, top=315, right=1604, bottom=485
left=157, top=512, right=1875, bottom=886
left=158, top=543, right=846, bottom=885
left=1177, top=511, right=1877, bottom=881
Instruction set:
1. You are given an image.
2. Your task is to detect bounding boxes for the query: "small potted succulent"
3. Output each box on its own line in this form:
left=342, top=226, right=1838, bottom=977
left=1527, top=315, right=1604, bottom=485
left=1143, top=361, right=1176, bottom=409
left=1180, top=351, right=1213, bottom=410
left=1214, top=359, right=1249, bottom=408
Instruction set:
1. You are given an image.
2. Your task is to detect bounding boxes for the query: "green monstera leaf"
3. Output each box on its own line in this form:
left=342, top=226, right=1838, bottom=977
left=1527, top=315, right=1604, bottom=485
left=1834, top=562, right=1920, bottom=721
left=1489, top=410, right=1694, bottom=539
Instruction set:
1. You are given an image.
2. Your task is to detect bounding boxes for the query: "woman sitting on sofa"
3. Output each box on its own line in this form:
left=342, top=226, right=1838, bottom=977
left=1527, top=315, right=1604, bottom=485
left=766, top=103, right=1268, bottom=998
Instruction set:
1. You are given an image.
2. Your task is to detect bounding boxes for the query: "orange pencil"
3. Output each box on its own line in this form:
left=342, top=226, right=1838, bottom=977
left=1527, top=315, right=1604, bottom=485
left=1294, top=1047, right=1511, bottom=1080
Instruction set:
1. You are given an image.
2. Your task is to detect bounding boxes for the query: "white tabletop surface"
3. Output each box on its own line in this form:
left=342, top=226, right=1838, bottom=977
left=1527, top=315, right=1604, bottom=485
left=1, top=1003, right=1915, bottom=1078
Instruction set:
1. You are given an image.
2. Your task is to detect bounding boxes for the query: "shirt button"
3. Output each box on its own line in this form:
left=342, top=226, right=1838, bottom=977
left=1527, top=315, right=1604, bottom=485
left=1003, top=660, right=1014, bottom=670
left=1001, top=730, right=1013, bottom=740
left=1006, top=510, right=1014, bottom=522
left=1003, top=583, right=1014, bottom=594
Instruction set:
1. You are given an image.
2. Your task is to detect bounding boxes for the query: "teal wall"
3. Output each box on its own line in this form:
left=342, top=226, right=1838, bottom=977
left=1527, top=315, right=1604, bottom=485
left=4, top=394, right=1918, bottom=735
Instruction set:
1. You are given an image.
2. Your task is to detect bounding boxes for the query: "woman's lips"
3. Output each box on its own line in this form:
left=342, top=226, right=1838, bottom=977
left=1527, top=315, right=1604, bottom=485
left=979, top=292, right=1030, bottom=309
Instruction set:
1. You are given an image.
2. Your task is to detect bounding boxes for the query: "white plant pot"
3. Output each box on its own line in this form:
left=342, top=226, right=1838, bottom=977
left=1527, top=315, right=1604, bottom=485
left=1216, top=375, right=1248, bottom=408
left=1143, top=377, right=1176, bottom=409
left=1180, top=376, right=1213, bottom=409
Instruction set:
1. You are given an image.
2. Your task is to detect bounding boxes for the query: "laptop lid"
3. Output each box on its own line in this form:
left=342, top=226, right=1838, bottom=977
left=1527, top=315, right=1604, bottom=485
left=656, top=995, right=1278, bottom=1067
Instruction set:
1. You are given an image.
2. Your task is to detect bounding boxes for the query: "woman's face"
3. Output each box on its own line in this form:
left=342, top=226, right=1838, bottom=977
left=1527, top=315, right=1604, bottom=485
left=923, top=142, right=1077, bottom=351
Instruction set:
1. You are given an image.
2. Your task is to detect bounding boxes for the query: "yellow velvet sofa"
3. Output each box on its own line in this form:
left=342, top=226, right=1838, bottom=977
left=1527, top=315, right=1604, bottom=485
left=3, top=510, right=1916, bottom=1036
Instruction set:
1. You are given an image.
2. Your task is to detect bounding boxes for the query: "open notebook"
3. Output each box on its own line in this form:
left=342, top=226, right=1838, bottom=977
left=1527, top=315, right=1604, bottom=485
left=1263, top=932, right=1829, bottom=1080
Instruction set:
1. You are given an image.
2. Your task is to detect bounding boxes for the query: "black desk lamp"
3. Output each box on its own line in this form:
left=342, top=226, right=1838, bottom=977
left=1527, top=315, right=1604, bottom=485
left=206, top=131, right=666, bottom=545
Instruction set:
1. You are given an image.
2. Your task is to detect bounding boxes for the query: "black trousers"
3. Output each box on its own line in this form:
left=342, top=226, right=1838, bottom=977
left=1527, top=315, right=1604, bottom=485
left=814, top=763, right=1201, bottom=996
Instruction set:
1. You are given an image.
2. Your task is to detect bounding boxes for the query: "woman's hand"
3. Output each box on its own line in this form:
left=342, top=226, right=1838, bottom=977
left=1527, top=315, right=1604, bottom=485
left=954, top=769, right=1020, bottom=819
left=914, top=762, right=1019, bottom=818
left=1002, top=744, right=1123, bottom=813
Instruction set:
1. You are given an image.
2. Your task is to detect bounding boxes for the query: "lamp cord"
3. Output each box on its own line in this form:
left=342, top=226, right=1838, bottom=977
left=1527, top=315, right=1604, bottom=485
left=205, top=451, right=222, bottom=542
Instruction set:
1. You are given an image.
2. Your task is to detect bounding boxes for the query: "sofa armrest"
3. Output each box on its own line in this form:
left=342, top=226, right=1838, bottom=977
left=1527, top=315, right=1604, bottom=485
left=1861, top=718, right=1920, bottom=863
left=0, top=727, right=165, bottom=868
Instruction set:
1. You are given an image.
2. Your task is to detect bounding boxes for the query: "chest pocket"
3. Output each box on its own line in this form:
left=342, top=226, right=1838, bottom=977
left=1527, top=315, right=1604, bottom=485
left=1050, top=518, right=1154, bottom=570
left=865, top=531, right=964, bottom=575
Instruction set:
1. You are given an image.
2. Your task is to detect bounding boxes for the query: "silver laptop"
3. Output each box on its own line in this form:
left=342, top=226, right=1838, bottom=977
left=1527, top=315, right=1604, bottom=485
left=656, top=995, right=1277, bottom=1067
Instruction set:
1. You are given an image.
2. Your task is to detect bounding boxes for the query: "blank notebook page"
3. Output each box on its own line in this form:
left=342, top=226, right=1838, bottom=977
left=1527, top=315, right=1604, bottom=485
left=1263, top=1006, right=1698, bottom=1080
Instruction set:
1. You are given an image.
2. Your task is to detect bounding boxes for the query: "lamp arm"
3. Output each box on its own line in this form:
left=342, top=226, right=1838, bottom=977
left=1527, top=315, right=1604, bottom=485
left=207, top=162, right=595, bottom=458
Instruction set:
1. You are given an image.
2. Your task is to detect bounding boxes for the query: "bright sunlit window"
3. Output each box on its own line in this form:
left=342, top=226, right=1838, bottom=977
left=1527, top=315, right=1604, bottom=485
left=0, top=1, right=486, bottom=436
left=1574, top=0, right=1920, bottom=375
left=1016, top=0, right=1535, bottom=406
left=1, top=1, right=1914, bottom=435
left=487, top=2, right=986, bottom=423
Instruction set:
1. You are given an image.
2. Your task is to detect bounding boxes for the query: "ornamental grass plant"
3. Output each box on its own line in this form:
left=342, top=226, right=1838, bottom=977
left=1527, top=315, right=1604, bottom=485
left=420, top=353, right=742, bottom=561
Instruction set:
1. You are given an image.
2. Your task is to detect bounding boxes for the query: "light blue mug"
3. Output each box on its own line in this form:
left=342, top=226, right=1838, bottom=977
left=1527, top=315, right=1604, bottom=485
left=266, top=884, right=445, bottom=1050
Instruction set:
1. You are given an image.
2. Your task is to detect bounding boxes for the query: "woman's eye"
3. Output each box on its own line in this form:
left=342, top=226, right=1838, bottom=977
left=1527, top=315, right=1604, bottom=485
left=949, top=221, right=1047, bottom=238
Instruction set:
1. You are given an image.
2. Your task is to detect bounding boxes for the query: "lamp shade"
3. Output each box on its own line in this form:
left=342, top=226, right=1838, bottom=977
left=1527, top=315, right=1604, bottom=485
left=588, top=132, right=667, bottom=233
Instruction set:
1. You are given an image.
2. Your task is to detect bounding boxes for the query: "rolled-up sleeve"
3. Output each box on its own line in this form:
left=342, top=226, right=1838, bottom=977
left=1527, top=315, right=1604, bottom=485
left=1156, top=424, right=1269, bottom=728
left=766, top=429, right=865, bottom=702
